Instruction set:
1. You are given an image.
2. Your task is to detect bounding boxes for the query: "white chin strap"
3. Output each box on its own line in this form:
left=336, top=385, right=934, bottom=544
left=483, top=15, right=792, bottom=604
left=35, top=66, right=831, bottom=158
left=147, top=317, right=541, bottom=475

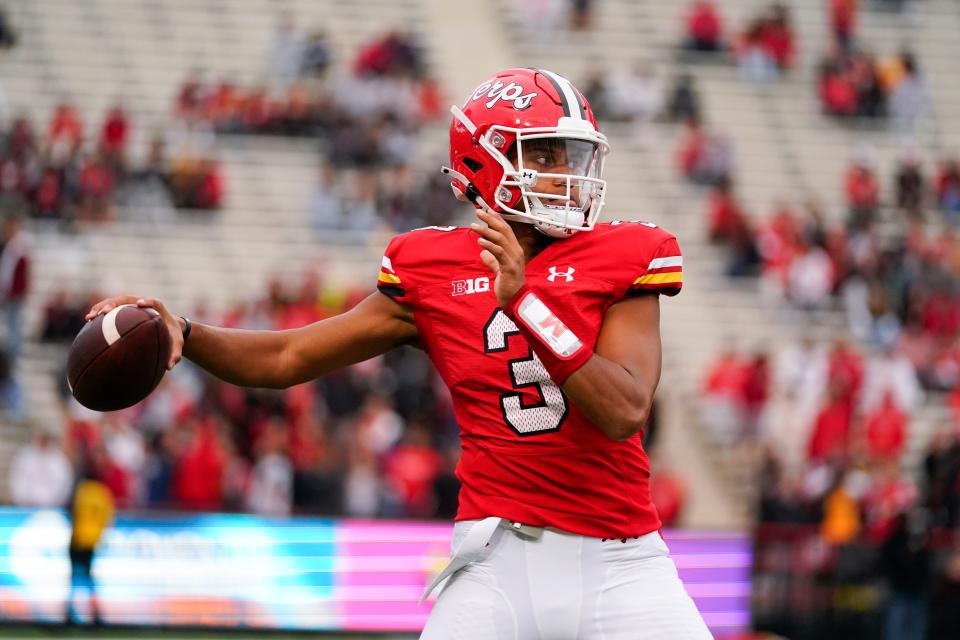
left=532, top=205, right=586, bottom=238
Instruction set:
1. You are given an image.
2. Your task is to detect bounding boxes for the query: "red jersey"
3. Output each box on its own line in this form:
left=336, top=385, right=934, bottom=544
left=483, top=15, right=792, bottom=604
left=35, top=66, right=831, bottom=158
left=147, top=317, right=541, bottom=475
left=377, top=221, right=683, bottom=538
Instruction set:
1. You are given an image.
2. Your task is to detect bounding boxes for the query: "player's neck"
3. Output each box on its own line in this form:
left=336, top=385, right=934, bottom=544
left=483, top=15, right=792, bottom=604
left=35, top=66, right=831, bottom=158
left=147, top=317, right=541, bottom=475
left=509, top=221, right=554, bottom=263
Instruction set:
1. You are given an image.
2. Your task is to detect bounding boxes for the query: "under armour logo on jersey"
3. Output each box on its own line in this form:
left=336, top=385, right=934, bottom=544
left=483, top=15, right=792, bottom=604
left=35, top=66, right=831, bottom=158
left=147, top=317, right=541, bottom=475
left=547, top=266, right=576, bottom=283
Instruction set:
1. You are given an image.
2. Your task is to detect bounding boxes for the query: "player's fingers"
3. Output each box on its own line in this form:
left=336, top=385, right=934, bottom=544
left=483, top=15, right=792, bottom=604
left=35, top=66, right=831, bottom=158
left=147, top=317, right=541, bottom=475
left=137, top=297, right=167, bottom=315
left=479, top=249, right=500, bottom=274
left=477, top=237, right=506, bottom=257
left=86, top=295, right=134, bottom=319
left=472, top=224, right=508, bottom=249
left=479, top=207, right=516, bottom=239
left=167, top=345, right=182, bottom=370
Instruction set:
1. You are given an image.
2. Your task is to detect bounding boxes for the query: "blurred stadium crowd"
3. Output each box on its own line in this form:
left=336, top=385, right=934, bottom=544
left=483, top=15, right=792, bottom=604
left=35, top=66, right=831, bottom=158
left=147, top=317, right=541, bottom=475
left=1, top=0, right=960, bottom=637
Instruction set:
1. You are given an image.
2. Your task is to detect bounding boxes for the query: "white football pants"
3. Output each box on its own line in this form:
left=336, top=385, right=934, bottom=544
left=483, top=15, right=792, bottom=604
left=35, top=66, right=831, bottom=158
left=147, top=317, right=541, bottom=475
left=420, top=518, right=713, bottom=640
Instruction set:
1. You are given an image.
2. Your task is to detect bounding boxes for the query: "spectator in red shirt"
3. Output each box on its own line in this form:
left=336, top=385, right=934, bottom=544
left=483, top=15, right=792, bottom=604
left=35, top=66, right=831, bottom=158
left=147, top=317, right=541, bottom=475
left=78, top=153, right=116, bottom=222
left=808, top=387, right=853, bottom=462
left=172, top=418, right=226, bottom=510
left=828, top=338, right=864, bottom=406
left=176, top=71, right=205, bottom=119
left=707, top=177, right=744, bottom=243
left=762, top=4, right=795, bottom=70
left=935, top=158, right=960, bottom=214
left=700, top=348, right=749, bottom=443
left=32, top=168, right=63, bottom=219
left=649, top=460, right=687, bottom=527
left=830, top=0, right=857, bottom=54
left=384, top=421, right=442, bottom=517
left=195, top=160, right=224, bottom=210
left=99, top=104, right=129, bottom=171
left=820, top=62, right=858, bottom=117
left=47, top=102, right=84, bottom=160
left=863, top=391, right=907, bottom=462
left=845, top=158, right=880, bottom=229
left=741, top=353, right=769, bottom=437
left=684, top=2, right=724, bottom=53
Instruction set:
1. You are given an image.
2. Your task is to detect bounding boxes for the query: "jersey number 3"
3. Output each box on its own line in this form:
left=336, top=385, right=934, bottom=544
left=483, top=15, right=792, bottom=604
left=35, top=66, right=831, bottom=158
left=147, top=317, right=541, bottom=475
left=483, top=310, right=569, bottom=436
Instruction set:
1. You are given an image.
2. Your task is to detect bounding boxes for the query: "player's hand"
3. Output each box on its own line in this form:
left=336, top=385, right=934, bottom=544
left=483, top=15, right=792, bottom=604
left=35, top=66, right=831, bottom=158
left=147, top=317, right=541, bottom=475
left=86, top=295, right=185, bottom=370
left=471, top=208, right=525, bottom=307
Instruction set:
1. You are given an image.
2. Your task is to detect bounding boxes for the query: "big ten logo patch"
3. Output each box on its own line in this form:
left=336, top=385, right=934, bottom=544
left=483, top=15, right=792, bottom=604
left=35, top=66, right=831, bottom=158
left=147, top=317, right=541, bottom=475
left=451, top=276, right=490, bottom=297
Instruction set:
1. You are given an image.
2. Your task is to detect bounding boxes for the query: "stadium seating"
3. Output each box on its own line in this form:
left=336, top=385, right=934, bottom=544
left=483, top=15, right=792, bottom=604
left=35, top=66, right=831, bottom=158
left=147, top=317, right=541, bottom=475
left=3, top=0, right=960, bottom=529
left=496, top=0, right=960, bottom=521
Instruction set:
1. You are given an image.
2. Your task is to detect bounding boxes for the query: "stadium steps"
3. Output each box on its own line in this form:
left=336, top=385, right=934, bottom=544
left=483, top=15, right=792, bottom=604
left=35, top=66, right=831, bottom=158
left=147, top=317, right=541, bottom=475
left=491, top=0, right=960, bottom=524
left=1, top=0, right=440, bottom=428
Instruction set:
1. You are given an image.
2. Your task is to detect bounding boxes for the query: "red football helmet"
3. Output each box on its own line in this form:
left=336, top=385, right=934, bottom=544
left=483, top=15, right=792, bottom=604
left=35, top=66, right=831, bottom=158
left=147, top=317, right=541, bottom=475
left=443, top=68, right=609, bottom=237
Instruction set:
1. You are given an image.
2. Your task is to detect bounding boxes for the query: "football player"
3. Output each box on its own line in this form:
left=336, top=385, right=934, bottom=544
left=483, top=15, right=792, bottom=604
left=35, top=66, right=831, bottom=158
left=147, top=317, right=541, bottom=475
left=88, top=68, right=711, bottom=639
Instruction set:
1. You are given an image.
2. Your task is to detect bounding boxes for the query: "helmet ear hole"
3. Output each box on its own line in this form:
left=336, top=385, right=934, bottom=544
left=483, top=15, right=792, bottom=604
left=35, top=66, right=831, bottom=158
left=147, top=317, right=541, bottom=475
left=463, top=157, right=483, bottom=172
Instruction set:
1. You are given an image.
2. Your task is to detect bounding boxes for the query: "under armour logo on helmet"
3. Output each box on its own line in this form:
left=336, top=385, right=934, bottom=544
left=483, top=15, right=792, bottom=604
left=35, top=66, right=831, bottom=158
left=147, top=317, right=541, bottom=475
left=547, top=266, right=576, bottom=283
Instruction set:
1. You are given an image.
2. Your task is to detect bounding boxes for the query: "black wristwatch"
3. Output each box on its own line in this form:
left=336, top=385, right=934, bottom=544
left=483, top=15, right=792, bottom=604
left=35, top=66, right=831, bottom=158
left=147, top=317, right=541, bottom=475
left=180, top=316, right=192, bottom=343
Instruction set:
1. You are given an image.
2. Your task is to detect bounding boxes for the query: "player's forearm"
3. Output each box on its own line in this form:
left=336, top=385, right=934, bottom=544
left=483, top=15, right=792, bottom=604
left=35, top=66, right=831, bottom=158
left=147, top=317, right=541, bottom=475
left=181, top=322, right=295, bottom=388
left=182, top=294, right=417, bottom=389
left=562, top=355, right=654, bottom=441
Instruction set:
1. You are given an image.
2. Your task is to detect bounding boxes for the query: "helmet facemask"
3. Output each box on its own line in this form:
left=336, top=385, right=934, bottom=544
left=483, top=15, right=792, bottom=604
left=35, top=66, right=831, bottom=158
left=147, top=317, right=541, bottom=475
left=489, top=128, right=608, bottom=237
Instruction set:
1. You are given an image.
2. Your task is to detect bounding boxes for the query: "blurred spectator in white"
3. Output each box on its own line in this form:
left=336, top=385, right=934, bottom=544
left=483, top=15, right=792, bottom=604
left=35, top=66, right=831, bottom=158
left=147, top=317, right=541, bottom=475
left=889, top=52, right=929, bottom=139
left=606, top=63, right=661, bottom=146
left=342, top=174, right=380, bottom=237
left=102, top=416, right=145, bottom=502
left=246, top=418, right=294, bottom=517
left=775, top=337, right=829, bottom=409
left=737, top=19, right=778, bottom=83
left=266, top=16, right=303, bottom=92
left=355, top=392, right=404, bottom=456
left=9, top=427, right=72, bottom=508
left=683, top=1, right=724, bottom=53
left=735, top=4, right=796, bottom=83
left=343, top=445, right=383, bottom=517
left=300, top=30, right=331, bottom=78
left=862, top=346, right=920, bottom=413
left=787, top=239, right=834, bottom=310
left=0, top=213, right=30, bottom=363
left=308, top=163, right=345, bottom=233
left=771, top=337, right=828, bottom=462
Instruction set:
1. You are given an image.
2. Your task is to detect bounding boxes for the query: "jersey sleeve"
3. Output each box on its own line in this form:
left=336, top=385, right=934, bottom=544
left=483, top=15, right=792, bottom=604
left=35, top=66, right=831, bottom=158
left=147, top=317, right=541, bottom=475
left=627, top=234, right=683, bottom=297
left=376, top=235, right=411, bottom=302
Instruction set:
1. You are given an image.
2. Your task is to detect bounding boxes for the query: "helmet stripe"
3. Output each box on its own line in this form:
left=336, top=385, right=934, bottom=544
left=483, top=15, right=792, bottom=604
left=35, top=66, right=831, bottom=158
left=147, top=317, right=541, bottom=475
left=538, top=69, right=585, bottom=120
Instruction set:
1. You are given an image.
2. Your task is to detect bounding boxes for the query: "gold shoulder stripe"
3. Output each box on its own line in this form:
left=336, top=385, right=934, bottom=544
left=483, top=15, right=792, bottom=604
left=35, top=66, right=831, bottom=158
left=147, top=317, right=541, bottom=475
left=633, top=272, right=683, bottom=286
left=378, top=271, right=402, bottom=285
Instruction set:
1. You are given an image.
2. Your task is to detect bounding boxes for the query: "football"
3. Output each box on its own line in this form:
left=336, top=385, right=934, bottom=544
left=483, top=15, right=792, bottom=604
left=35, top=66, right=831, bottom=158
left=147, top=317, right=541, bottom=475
left=67, top=304, right=172, bottom=412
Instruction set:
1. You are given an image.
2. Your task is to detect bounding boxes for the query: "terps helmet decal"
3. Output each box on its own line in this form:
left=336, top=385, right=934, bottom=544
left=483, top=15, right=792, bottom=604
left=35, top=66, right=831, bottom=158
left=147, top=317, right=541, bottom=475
left=471, top=80, right=539, bottom=111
